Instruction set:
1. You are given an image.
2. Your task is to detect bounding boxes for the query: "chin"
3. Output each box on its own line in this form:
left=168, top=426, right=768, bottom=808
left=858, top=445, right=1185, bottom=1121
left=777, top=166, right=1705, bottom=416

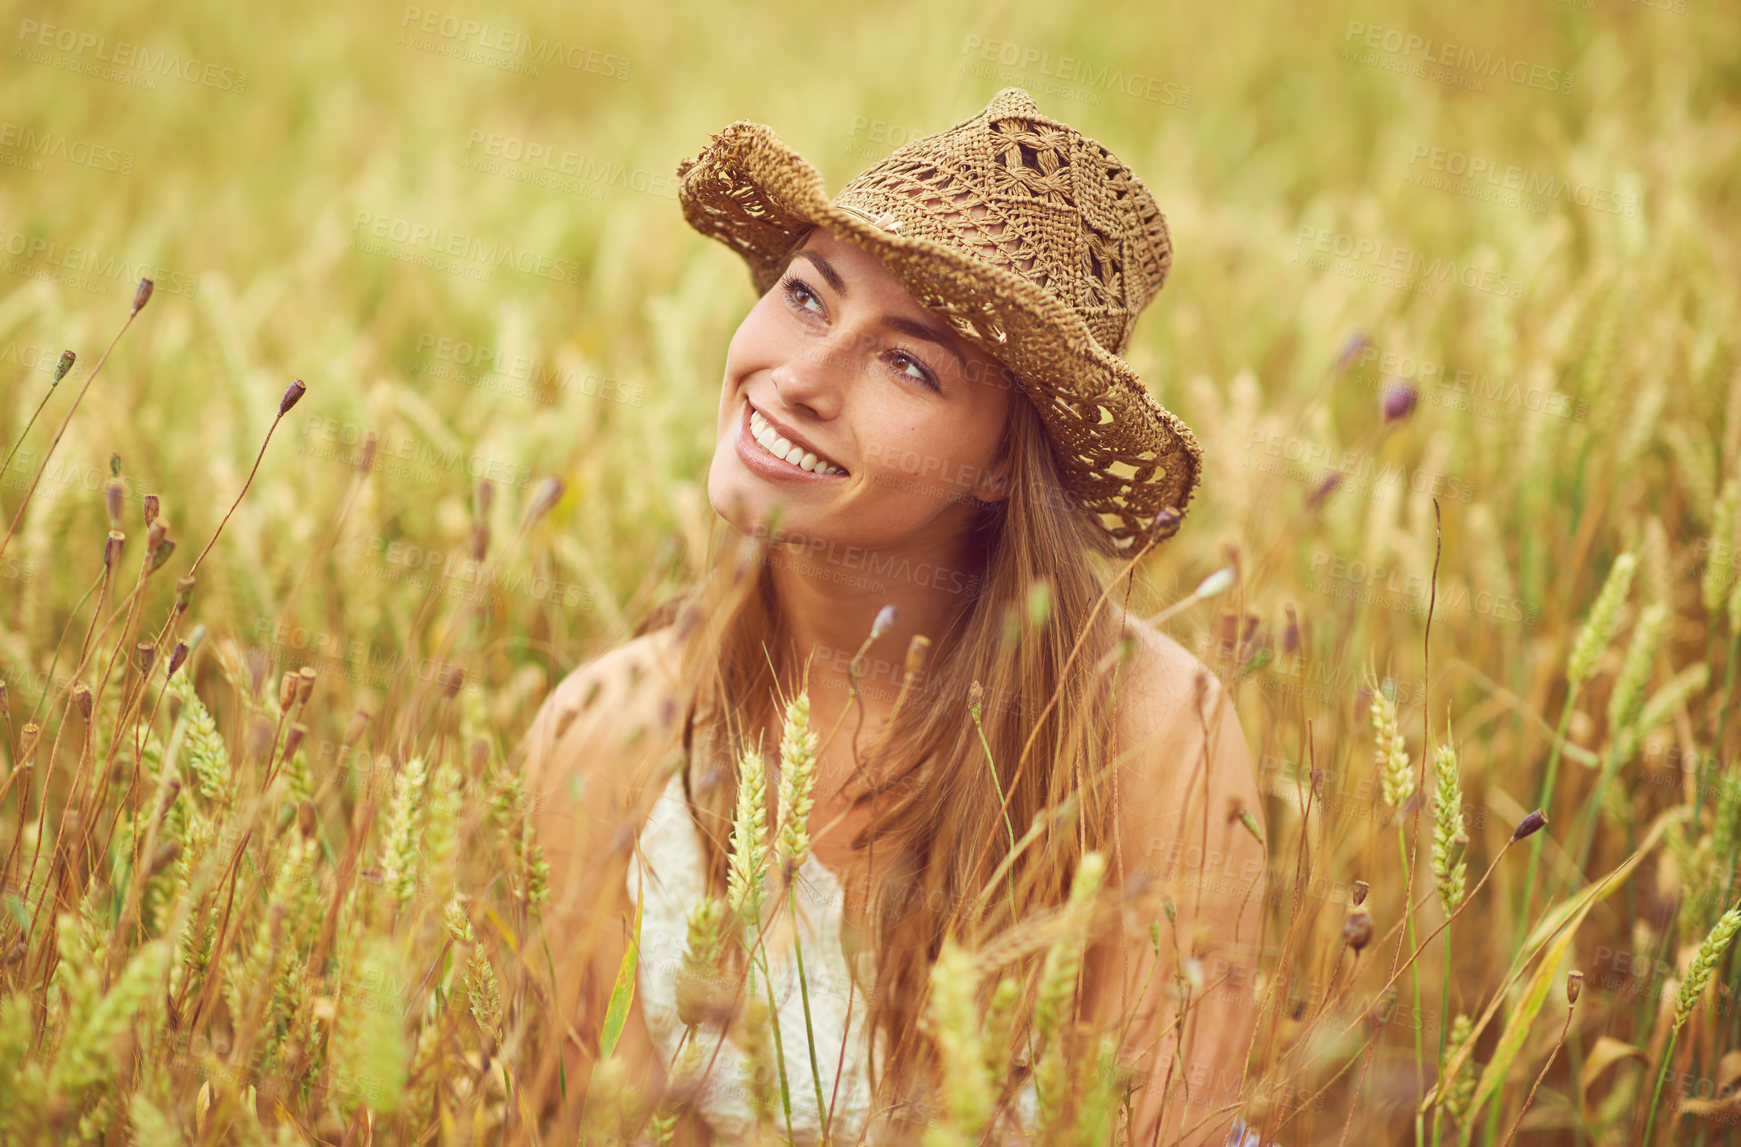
left=707, top=465, right=788, bottom=541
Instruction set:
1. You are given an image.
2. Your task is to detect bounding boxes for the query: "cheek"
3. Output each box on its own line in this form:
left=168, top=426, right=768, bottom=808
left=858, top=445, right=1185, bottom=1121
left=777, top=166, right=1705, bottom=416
left=722, top=304, right=776, bottom=375
left=864, top=423, right=979, bottom=496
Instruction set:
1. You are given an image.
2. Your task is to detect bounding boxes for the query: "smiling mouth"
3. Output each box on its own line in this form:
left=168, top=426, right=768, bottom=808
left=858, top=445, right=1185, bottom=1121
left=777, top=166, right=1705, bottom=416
left=746, top=402, right=849, bottom=476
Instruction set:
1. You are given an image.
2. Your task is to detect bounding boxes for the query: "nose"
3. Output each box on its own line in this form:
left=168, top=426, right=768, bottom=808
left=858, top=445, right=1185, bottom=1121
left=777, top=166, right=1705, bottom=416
left=768, top=333, right=849, bottom=421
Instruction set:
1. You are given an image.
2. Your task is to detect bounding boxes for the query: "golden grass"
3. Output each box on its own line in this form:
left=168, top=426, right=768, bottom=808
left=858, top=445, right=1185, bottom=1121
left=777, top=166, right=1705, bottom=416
left=3, top=0, right=1740, bottom=1142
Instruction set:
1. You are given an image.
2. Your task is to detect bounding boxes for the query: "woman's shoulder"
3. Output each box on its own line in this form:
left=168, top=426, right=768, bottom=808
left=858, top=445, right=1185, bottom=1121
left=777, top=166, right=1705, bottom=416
left=1113, top=615, right=1260, bottom=816
left=517, top=624, right=686, bottom=801
left=1116, top=614, right=1225, bottom=733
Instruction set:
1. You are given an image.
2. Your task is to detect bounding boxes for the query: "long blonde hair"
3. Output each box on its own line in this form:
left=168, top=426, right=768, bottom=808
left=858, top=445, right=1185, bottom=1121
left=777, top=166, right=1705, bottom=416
left=634, top=257, right=1148, bottom=1132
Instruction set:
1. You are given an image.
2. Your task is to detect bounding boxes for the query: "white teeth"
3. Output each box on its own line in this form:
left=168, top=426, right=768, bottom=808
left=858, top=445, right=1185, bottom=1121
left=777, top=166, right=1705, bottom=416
left=748, top=407, right=845, bottom=475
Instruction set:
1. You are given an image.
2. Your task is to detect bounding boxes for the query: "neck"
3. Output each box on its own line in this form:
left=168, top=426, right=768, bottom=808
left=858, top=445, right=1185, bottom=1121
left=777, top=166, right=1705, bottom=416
left=761, top=525, right=981, bottom=728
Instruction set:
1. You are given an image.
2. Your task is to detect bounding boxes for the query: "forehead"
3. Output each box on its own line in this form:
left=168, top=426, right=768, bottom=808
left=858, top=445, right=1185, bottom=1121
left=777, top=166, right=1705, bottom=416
left=794, top=225, right=900, bottom=285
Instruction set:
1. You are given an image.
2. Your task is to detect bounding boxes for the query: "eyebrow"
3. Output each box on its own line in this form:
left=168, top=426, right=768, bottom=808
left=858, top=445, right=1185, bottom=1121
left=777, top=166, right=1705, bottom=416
left=793, top=250, right=970, bottom=377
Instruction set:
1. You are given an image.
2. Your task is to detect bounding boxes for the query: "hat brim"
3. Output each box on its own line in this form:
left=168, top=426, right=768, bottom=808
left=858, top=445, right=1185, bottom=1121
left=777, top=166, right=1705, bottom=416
left=675, top=120, right=1203, bottom=550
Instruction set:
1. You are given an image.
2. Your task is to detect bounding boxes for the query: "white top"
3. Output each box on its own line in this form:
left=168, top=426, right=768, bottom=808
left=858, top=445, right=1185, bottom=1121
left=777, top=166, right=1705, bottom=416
left=626, top=769, right=1040, bottom=1143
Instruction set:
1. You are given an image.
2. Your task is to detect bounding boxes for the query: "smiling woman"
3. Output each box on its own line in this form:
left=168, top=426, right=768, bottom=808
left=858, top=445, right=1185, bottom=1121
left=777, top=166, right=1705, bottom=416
left=518, top=86, right=1268, bottom=1147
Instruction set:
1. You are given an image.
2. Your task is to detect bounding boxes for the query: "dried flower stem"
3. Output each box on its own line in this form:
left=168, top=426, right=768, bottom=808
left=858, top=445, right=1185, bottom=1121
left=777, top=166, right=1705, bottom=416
left=0, top=299, right=145, bottom=564
left=1499, top=996, right=1575, bottom=1147
left=0, top=362, right=66, bottom=489
left=185, top=387, right=303, bottom=579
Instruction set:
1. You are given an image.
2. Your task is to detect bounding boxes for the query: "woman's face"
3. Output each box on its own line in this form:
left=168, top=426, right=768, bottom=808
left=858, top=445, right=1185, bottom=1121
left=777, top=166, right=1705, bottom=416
left=709, top=226, right=1018, bottom=554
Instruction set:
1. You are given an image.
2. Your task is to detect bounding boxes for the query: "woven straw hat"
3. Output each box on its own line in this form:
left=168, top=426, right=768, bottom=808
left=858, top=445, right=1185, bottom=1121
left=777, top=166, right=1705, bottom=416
left=674, top=86, right=1202, bottom=550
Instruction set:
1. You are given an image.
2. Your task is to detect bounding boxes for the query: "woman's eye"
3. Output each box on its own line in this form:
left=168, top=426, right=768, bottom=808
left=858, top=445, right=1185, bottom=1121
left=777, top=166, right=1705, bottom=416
left=782, top=275, right=824, bottom=316
left=890, top=352, right=938, bottom=391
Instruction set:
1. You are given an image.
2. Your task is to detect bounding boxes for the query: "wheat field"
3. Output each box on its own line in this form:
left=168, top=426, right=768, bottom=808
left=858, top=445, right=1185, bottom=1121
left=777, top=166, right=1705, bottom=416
left=2, top=0, right=1739, bottom=1143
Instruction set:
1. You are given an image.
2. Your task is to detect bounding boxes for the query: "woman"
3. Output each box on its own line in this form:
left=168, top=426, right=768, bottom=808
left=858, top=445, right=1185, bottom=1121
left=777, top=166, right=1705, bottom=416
left=519, top=87, right=1269, bottom=1146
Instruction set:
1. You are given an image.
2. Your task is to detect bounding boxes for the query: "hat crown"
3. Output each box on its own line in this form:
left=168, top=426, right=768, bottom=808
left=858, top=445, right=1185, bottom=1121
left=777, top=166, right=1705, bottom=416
left=831, top=87, right=1172, bottom=358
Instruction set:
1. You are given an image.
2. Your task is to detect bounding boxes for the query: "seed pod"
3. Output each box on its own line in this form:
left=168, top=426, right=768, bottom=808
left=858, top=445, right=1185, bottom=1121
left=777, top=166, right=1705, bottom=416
left=150, top=539, right=176, bottom=574
left=1197, top=568, right=1237, bottom=601
left=281, top=724, right=306, bottom=765
left=104, top=530, right=125, bottom=572
left=20, top=722, right=41, bottom=760
left=166, top=640, right=189, bottom=680
left=148, top=842, right=180, bottom=878
left=1282, top=602, right=1300, bottom=655
left=356, top=430, right=379, bottom=473
left=297, top=666, right=316, bottom=705
left=278, top=379, right=307, bottom=417
left=278, top=671, right=297, bottom=712
left=72, top=682, right=93, bottom=721
left=1566, top=970, right=1583, bottom=1006
left=470, top=522, right=489, bottom=563
left=344, top=708, right=370, bottom=746
left=1511, top=809, right=1549, bottom=843
left=104, top=478, right=125, bottom=526
left=1351, top=880, right=1369, bottom=906
left=1335, top=332, right=1370, bottom=371
left=146, top=517, right=167, bottom=555
left=1239, top=612, right=1260, bottom=660
left=135, top=643, right=154, bottom=677
left=175, top=574, right=196, bottom=613
left=523, top=476, right=565, bottom=526
left=905, top=634, right=931, bottom=677
left=1307, top=472, right=1342, bottom=509
left=297, top=801, right=318, bottom=839
left=1381, top=379, right=1419, bottom=423
left=52, top=350, right=75, bottom=384
left=0, top=679, right=7, bottom=712
left=1148, top=506, right=1182, bottom=540
left=132, top=278, right=154, bottom=315
left=1216, top=611, right=1238, bottom=658
left=1343, top=906, right=1373, bottom=952
left=441, top=665, right=465, bottom=699
left=142, top=493, right=159, bottom=526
